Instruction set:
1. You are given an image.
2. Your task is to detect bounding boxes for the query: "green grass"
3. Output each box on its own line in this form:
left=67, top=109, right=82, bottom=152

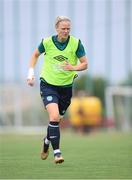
left=0, top=131, right=132, bottom=179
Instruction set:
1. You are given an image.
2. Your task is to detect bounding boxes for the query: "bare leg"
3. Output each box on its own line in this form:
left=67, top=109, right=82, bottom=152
left=43, top=103, right=64, bottom=163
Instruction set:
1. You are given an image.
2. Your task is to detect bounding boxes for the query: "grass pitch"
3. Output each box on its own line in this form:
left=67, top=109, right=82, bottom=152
left=0, top=131, right=132, bottom=179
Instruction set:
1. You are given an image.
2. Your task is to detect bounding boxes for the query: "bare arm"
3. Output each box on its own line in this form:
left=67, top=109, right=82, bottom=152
left=61, top=56, right=88, bottom=71
left=27, top=49, right=40, bottom=86
left=29, top=49, right=40, bottom=68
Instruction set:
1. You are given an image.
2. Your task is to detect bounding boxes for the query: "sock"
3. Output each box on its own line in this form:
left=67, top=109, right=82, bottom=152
left=46, top=125, right=50, bottom=140
left=48, top=122, right=61, bottom=156
left=54, top=149, right=61, bottom=157
left=43, top=126, right=50, bottom=153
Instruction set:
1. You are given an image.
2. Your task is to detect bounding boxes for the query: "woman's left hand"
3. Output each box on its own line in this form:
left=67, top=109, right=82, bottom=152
left=61, top=61, right=75, bottom=71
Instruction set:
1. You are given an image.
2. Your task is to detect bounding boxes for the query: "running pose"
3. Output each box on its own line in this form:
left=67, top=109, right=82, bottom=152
left=27, top=16, right=88, bottom=164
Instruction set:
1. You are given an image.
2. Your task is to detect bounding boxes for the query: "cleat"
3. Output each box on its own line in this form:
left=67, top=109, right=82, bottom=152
left=41, top=149, right=49, bottom=160
left=41, top=138, right=50, bottom=160
left=54, top=155, right=64, bottom=164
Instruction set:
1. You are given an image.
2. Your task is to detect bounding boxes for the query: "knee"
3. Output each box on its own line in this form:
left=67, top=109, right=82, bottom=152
left=49, top=113, right=60, bottom=122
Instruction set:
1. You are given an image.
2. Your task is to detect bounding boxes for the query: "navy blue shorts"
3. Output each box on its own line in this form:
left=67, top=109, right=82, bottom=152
left=40, top=80, right=72, bottom=116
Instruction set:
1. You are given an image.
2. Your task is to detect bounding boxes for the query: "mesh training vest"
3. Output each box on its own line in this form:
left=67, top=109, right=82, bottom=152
left=40, top=35, right=79, bottom=86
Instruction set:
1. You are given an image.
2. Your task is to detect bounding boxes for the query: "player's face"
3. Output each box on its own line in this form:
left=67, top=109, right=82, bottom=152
left=56, top=20, right=71, bottom=42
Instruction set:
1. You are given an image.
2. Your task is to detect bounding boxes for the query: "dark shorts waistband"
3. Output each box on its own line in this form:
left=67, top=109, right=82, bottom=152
left=40, top=77, right=73, bottom=88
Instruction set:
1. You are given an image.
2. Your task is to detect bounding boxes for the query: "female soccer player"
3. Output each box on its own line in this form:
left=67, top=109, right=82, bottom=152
left=27, top=16, right=88, bottom=164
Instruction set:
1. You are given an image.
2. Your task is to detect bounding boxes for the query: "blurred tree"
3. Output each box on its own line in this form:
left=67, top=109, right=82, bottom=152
left=74, top=74, right=108, bottom=106
left=74, top=74, right=93, bottom=95
left=121, top=72, right=132, bottom=86
left=92, top=77, right=108, bottom=106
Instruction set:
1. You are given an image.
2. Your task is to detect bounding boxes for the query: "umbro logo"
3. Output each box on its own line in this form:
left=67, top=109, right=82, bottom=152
left=50, top=136, right=57, bottom=139
left=53, top=55, right=68, bottom=62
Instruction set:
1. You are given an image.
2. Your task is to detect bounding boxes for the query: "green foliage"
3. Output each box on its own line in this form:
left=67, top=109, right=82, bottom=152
left=92, top=76, right=108, bottom=105
left=74, top=74, right=90, bottom=92
left=120, top=72, right=132, bottom=86
left=74, top=74, right=108, bottom=105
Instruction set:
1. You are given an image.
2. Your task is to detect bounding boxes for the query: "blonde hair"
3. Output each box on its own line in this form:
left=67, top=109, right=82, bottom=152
left=55, top=16, right=71, bottom=28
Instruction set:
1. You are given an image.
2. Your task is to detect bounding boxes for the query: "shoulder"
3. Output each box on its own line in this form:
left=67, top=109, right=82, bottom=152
left=38, top=36, right=52, bottom=54
left=43, top=36, right=52, bottom=44
left=69, top=35, right=79, bottom=51
left=76, top=40, right=86, bottom=58
left=70, top=35, right=79, bottom=43
left=42, top=36, right=54, bottom=51
left=38, top=39, right=45, bottom=54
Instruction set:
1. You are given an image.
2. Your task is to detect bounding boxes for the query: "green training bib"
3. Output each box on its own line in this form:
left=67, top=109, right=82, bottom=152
left=40, top=35, right=79, bottom=86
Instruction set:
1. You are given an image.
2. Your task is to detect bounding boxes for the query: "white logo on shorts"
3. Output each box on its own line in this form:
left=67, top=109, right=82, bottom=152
left=62, top=110, right=65, bottom=114
left=47, top=96, right=53, bottom=101
left=50, top=136, right=57, bottom=139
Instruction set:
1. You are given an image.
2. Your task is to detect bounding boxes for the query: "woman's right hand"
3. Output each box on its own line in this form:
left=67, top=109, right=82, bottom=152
left=27, top=68, right=35, bottom=86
